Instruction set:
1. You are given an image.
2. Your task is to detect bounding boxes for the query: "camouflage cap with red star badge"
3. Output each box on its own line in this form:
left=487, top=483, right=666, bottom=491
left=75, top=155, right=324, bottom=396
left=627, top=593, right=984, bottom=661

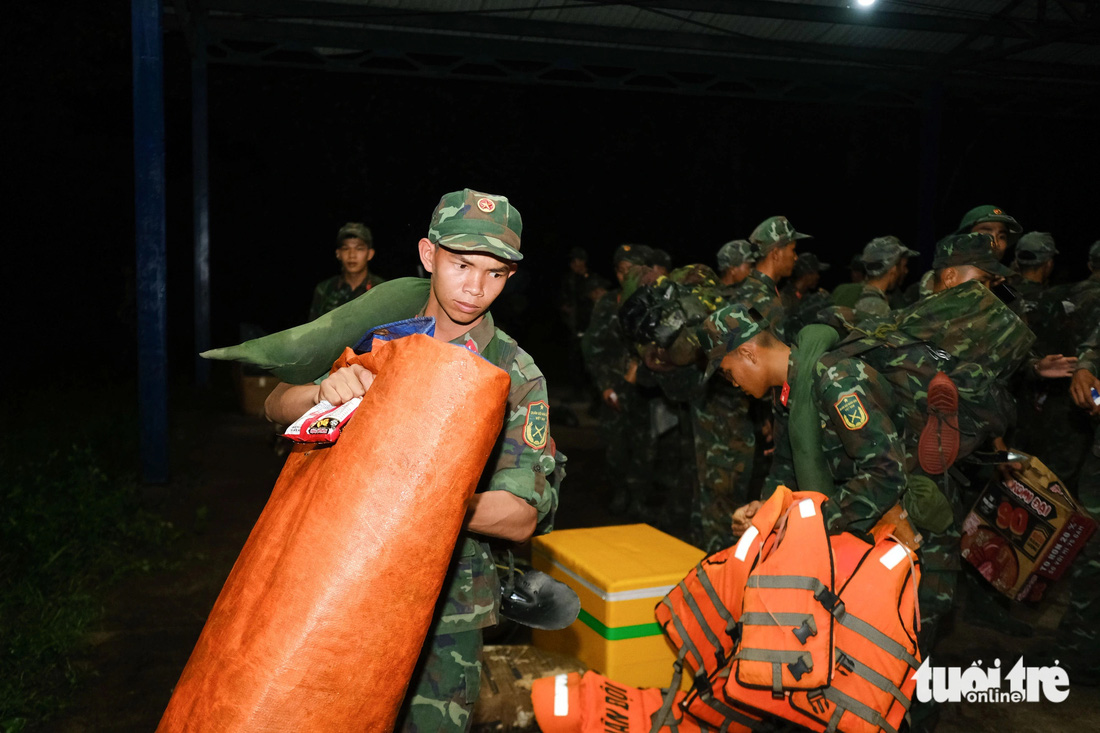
left=428, top=188, right=523, bottom=262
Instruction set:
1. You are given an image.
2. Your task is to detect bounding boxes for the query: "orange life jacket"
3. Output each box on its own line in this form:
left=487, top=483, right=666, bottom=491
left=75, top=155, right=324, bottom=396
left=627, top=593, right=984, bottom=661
left=721, top=488, right=922, bottom=733
left=733, top=491, right=837, bottom=694
left=654, top=488, right=788, bottom=683
left=532, top=487, right=921, bottom=733
left=531, top=671, right=702, bottom=733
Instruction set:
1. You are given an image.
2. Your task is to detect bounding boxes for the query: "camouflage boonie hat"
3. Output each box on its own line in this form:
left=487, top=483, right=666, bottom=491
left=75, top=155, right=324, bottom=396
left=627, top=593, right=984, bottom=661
left=613, top=244, right=649, bottom=267
left=792, top=252, right=830, bottom=278
left=749, top=216, right=812, bottom=256
left=861, top=236, right=918, bottom=277
left=717, top=239, right=756, bottom=270
left=1015, top=232, right=1058, bottom=266
left=955, top=205, right=1022, bottom=235
left=1091, top=241, right=1100, bottom=267
left=428, top=189, right=523, bottom=262
left=698, top=304, right=766, bottom=380
left=336, top=222, right=373, bottom=247
left=932, top=232, right=1013, bottom=277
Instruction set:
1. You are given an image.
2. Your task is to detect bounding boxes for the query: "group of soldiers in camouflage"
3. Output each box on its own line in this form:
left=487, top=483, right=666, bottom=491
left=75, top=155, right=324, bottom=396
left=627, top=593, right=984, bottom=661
left=578, top=207, right=1100, bottom=722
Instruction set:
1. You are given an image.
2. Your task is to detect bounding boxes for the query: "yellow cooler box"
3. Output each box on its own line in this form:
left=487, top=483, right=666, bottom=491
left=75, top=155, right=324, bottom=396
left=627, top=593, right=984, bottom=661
left=531, top=524, right=705, bottom=689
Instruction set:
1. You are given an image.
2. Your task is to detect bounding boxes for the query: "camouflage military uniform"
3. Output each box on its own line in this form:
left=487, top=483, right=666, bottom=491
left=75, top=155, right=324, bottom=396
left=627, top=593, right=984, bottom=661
left=779, top=254, right=831, bottom=337
left=851, top=236, right=917, bottom=322
left=581, top=288, right=656, bottom=516
left=765, top=346, right=909, bottom=534
left=851, top=283, right=890, bottom=319
left=1052, top=321, right=1100, bottom=682
left=394, top=190, right=558, bottom=733
left=396, top=313, right=558, bottom=732
left=309, top=272, right=387, bottom=321
left=677, top=267, right=759, bottom=552
left=1022, top=272, right=1100, bottom=485
left=611, top=264, right=757, bottom=551
left=687, top=378, right=756, bottom=552
left=733, top=270, right=787, bottom=338
left=737, top=215, right=811, bottom=341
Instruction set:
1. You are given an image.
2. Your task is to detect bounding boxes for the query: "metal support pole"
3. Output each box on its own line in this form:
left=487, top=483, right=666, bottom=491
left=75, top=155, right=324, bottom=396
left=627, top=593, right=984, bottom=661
left=917, top=82, right=943, bottom=259
left=192, top=17, right=211, bottom=386
left=132, top=0, right=169, bottom=483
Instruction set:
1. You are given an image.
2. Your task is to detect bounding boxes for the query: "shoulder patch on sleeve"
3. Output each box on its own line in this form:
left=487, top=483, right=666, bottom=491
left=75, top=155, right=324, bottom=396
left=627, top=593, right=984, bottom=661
left=834, top=392, right=868, bottom=431
left=523, top=400, right=549, bottom=449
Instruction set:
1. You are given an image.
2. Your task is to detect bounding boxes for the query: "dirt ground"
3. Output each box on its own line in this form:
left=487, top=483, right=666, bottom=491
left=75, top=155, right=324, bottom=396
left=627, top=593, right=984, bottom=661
left=39, top=390, right=1100, bottom=732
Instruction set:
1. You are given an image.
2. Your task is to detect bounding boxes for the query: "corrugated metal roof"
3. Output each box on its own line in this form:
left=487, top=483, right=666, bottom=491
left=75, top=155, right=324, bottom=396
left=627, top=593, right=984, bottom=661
left=179, top=0, right=1100, bottom=106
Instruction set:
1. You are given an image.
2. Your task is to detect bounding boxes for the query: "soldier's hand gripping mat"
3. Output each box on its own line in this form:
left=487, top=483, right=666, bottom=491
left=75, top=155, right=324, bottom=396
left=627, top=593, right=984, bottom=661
left=157, top=334, right=510, bottom=733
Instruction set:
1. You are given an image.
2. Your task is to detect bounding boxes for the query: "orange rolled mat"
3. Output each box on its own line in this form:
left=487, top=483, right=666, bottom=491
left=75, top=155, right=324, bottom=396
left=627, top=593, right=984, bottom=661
left=158, top=334, right=510, bottom=732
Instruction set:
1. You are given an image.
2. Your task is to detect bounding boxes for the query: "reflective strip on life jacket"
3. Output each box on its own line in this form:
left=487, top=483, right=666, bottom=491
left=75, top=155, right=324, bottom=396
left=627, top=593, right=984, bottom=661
left=655, top=546, right=745, bottom=680
left=678, top=665, right=767, bottom=733
left=820, top=684, right=897, bottom=733
left=695, top=564, right=737, bottom=637
left=735, top=493, right=837, bottom=695
left=678, top=579, right=728, bottom=667
left=660, top=596, right=707, bottom=675
left=834, top=648, right=909, bottom=710
left=834, top=612, right=919, bottom=672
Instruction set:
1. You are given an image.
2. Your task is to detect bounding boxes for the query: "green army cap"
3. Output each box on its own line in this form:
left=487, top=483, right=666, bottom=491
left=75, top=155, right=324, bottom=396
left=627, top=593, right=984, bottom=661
left=955, top=205, right=1022, bottom=236
left=749, top=216, right=812, bottom=256
left=1089, top=241, right=1100, bottom=268
left=792, top=252, right=830, bottom=278
left=717, top=239, right=756, bottom=270
left=932, top=232, right=1013, bottom=277
left=861, top=235, right=918, bottom=277
left=698, top=304, right=766, bottom=380
left=568, top=246, right=588, bottom=261
left=336, top=222, right=373, bottom=247
left=428, top=188, right=523, bottom=262
left=1015, top=231, right=1058, bottom=266
left=613, top=243, right=649, bottom=267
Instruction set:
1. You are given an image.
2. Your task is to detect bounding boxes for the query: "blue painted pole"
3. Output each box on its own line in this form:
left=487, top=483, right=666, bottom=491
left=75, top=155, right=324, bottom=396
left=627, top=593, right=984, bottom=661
left=193, top=19, right=211, bottom=387
left=132, top=0, right=169, bottom=483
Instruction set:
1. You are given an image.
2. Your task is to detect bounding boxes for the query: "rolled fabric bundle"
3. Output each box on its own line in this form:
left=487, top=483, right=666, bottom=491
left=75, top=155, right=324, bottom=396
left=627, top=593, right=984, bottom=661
left=158, top=334, right=511, bottom=732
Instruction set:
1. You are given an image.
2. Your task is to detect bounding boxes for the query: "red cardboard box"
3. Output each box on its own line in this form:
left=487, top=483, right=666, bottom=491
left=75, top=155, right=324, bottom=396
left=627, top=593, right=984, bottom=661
left=961, top=453, right=1096, bottom=602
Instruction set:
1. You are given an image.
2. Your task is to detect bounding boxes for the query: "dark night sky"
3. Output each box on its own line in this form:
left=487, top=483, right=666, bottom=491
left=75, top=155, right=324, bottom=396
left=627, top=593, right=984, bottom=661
left=7, top=3, right=1099, bottom=387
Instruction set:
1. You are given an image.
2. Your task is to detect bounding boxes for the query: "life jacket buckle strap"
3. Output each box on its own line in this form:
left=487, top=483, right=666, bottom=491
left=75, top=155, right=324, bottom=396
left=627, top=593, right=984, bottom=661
left=787, top=653, right=814, bottom=682
left=792, top=616, right=818, bottom=645
left=813, top=586, right=845, bottom=618
left=694, top=669, right=712, bottom=695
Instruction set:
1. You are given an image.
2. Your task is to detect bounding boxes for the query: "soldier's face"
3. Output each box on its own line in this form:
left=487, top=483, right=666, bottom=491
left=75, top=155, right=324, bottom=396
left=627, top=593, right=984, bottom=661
left=970, top=222, right=1009, bottom=260
left=419, top=240, right=516, bottom=326
left=775, top=243, right=798, bottom=278
left=615, top=260, right=633, bottom=284
left=336, top=237, right=374, bottom=275
left=725, top=262, right=753, bottom=286
left=719, top=347, right=770, bottom=399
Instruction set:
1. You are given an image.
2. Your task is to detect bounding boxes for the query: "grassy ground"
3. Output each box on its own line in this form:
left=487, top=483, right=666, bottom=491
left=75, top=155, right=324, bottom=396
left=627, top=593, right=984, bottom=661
left=0, top=395, right=180, bottom=732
